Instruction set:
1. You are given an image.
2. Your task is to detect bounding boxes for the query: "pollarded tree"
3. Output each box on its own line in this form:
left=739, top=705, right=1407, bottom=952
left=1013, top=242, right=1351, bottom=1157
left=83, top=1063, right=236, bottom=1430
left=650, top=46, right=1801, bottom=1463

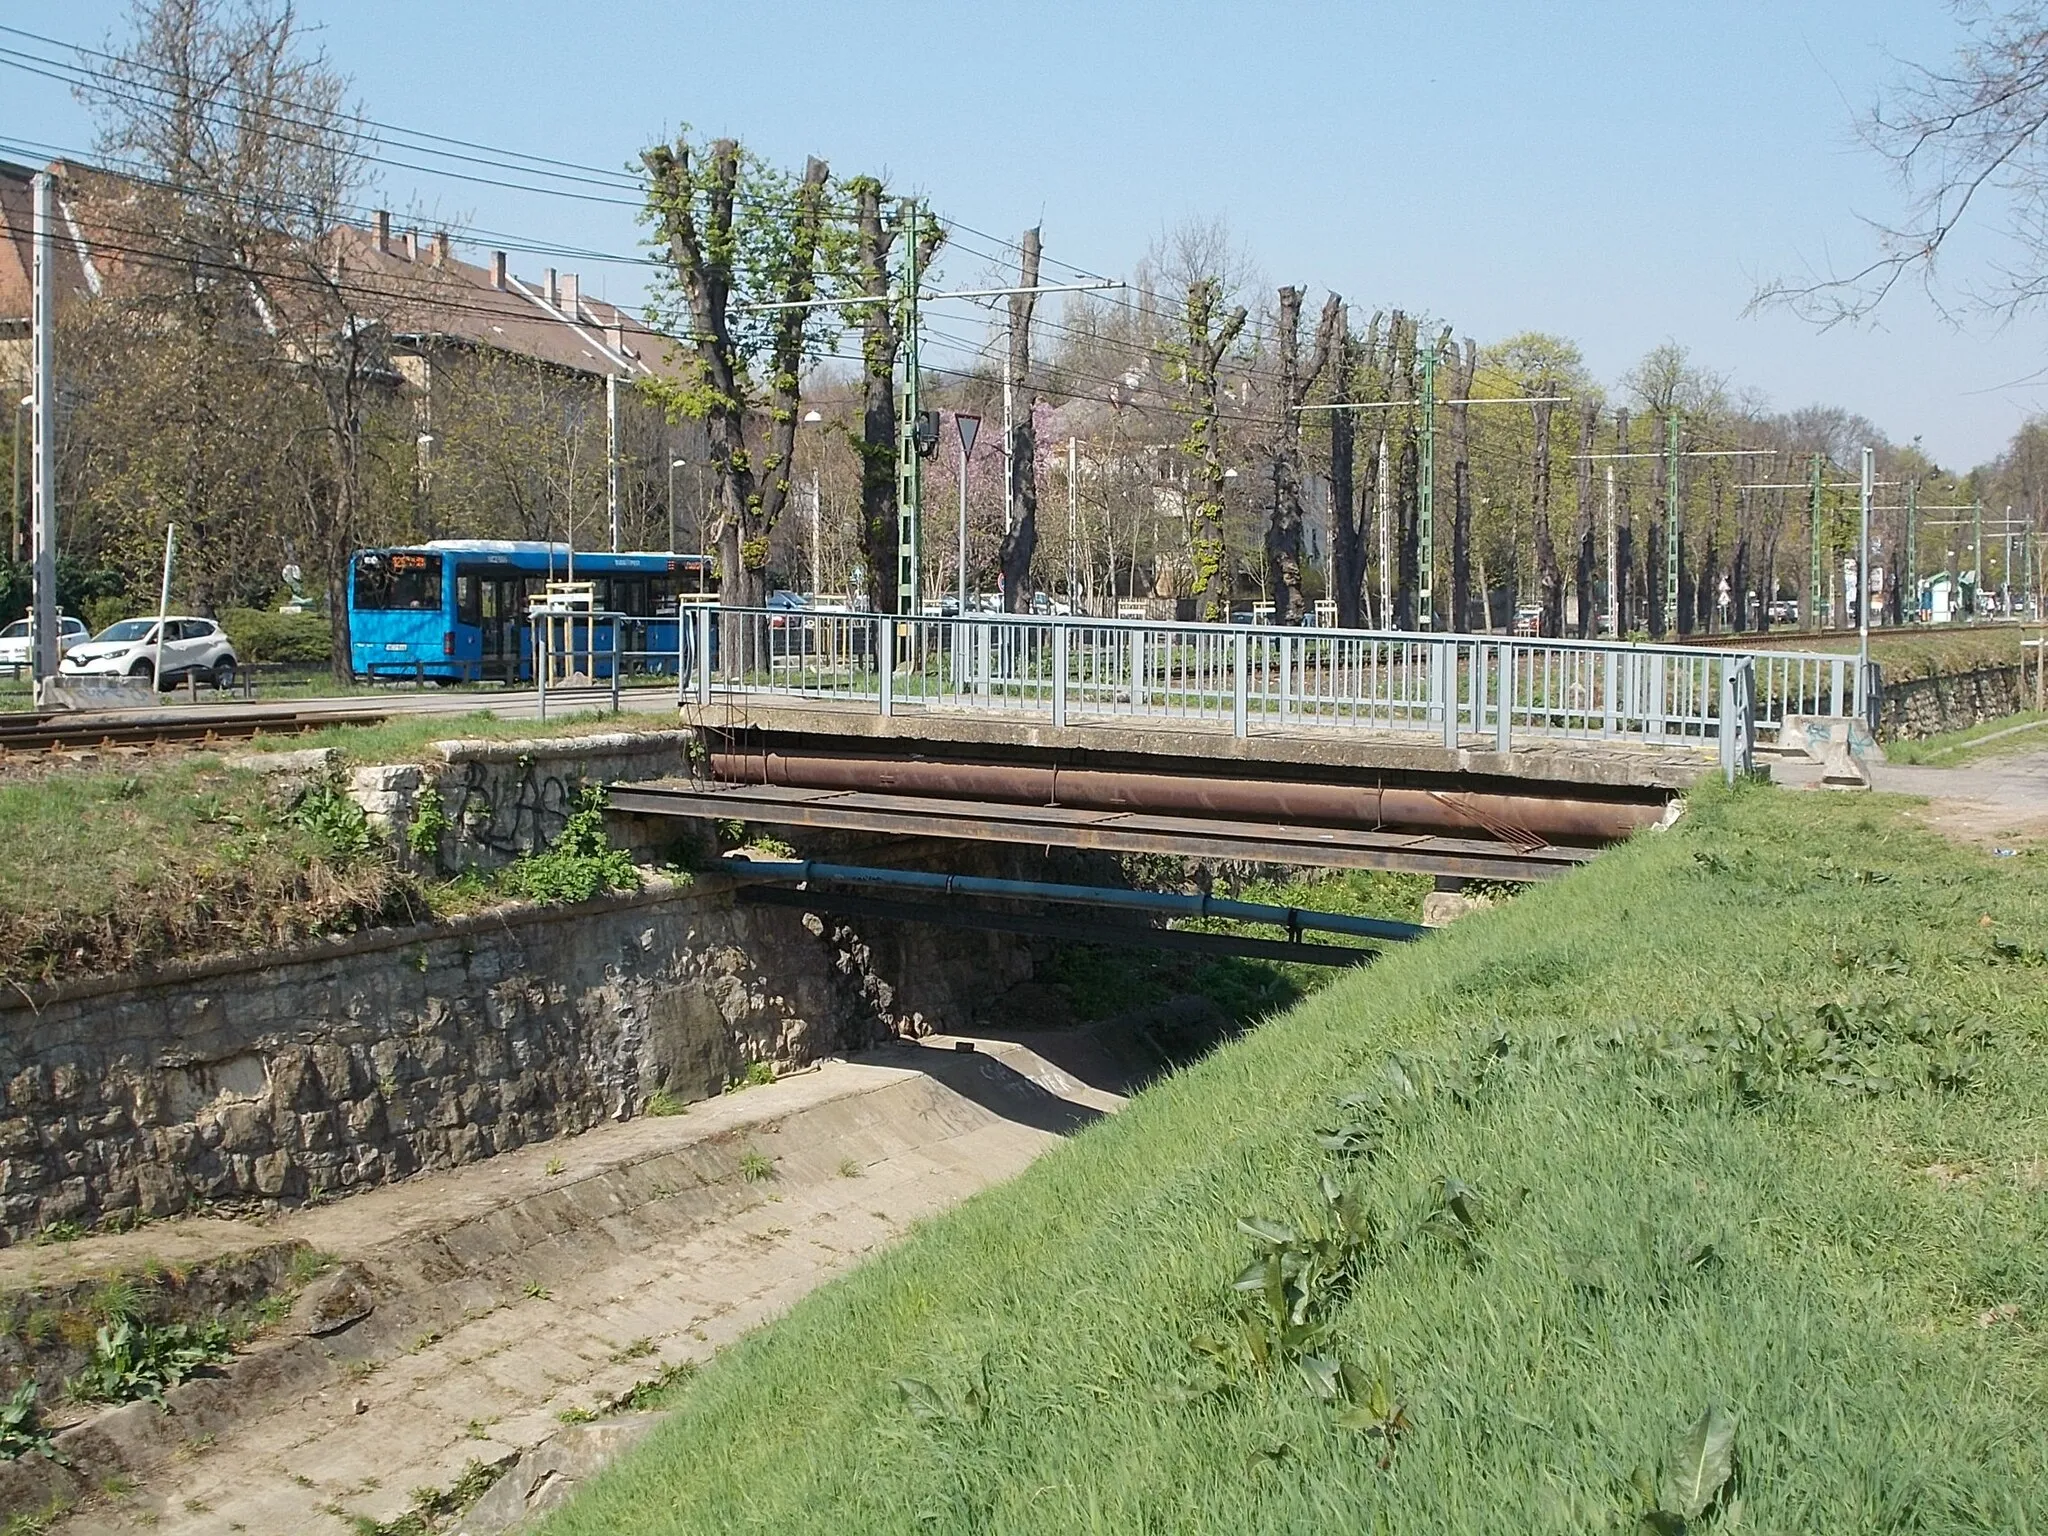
left=642, top=136, right=832, bottom=632
left=1167, top=277, right=1248, bottom=620
left=999, top=228, right=1043, bottom=612
left=1266, top=287, right=1340, bottom=624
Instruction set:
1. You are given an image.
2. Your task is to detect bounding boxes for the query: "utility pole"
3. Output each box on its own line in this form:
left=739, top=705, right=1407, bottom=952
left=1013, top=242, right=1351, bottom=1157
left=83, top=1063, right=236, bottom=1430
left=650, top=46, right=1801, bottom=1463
left=605, top=372, right=620, bottom=552
left=1973, top=498, right=1984, bottom=616
left=29, top=172, right=57, bottom=699
left=1001, top=313, right=1014, bottom=538
left=1375, top=432, right=1391, bottom=629
left=1604, top=464, right=1618, bottom=636
left=1905, top=478, right=1917, bottom=619
left=1858, top=447, right=1872, bottom=689
left=1066, top=436, right=1077, bottom=609
left=895, top=199, right=925, bottom=619
left=1808, top=453, right=1824, bottom=629
left=1417, top=343, right=1437, bottom=630
left=1665, top=411, right=1681, bottom=636
left=811, top=468, right=823, bottom=596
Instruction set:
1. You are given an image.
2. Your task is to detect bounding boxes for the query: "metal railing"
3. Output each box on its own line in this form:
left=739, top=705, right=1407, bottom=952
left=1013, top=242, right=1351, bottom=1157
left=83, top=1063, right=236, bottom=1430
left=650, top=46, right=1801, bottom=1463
left=667, top=608, right=1863, bottom=781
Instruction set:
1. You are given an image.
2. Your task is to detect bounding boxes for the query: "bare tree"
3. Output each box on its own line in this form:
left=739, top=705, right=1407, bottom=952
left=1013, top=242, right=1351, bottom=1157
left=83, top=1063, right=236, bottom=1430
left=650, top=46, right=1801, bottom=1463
left=1326, top=308, right=1367, bottom=629
left=643, top=137, right=831, bottom=640
left=1759, top=4, right=2048, bottom=322
left=1573, top=403, right=1598, bottom=637
left=1266, top=287, right=1339, bottom=623
left=1530, top=385, right=1562, bottom=637
left=998, top=228, right=1042, bottom=611
left=1615, top=407, right=1635, bottom=634
left=1448, top=338, right=1478, bottom=631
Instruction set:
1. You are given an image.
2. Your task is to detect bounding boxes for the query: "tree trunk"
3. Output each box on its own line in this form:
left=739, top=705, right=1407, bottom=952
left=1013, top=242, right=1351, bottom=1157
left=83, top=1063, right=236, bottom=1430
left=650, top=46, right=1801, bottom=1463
left=1389, top=314, right=1418, bottom=630
left=1178, top=279, right=1247, bottom=621
left=850, top=180, right=900, bottom=616
left=1328, top=309, right=1364, bottom=629
left=998, top=227, right=1042, bottom=612
left=1614, top=408, right=1633, bottom=634
left=1266, top=287, right=1339, bottom=624
left=1531, top=387, right=1562, bottom=638
left=1449, top=338, right=1477, bottom=631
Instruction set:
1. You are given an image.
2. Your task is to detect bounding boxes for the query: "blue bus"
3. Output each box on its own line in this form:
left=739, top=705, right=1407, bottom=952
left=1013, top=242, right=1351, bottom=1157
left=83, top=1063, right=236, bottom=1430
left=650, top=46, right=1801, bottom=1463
left=347, top=540, right=715, bottom=683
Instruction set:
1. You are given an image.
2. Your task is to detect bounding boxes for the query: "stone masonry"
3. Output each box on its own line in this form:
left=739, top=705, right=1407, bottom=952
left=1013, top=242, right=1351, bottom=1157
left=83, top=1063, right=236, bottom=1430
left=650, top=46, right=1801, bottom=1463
left=0, top=881, right=1027, bottom=1244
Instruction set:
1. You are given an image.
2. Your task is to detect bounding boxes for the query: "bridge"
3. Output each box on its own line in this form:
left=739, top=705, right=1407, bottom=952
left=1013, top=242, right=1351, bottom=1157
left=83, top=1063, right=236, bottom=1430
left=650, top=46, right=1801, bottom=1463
left=603, top=607, right=1870, bottom=885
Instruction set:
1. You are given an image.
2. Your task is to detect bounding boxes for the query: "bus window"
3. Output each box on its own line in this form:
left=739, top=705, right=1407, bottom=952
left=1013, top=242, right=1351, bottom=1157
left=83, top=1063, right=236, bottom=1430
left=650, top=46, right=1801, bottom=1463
left=456, top=571, right=482, bottom=626
left=608, top=576, right=648, bottom=616
left=649, top=574, right=680, bottom=617
left=355, top=552, right=443, bottom=611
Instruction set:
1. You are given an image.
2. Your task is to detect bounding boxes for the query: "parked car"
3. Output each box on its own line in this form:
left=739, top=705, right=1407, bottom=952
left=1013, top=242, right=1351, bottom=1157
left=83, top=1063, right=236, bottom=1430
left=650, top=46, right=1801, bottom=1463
left=60, top=616, right=238, bottom=690
left=1512, top=604, right=1543, bottom=636
left=0, top=615, right=89, bottom=668
left=1766, top=599, right=1800, bottom=625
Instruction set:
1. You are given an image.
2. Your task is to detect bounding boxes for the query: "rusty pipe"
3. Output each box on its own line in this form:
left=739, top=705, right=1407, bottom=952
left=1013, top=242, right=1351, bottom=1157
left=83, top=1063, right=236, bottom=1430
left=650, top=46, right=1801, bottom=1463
left=705, top=749, right=1661, bottom=844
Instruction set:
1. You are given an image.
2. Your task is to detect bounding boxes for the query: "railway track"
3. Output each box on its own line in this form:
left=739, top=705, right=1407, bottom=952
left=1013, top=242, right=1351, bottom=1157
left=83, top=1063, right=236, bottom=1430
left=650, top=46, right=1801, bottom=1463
left=0, top=705, right=390, bottom=752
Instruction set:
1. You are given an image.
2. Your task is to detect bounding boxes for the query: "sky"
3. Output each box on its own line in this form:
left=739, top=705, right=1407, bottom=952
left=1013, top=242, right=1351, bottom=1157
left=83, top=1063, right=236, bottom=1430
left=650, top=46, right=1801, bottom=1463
left=4, top=0, right=2043, bottom=471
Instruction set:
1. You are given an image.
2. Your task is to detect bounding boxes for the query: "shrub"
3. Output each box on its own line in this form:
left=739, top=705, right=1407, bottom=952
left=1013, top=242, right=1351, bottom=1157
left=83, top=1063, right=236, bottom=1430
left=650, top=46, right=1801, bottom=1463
left=291, top=782, right=375, bottom=864
left=220, top=607, right=332, bottom=666
left=501, top=788, right=639, bottom=905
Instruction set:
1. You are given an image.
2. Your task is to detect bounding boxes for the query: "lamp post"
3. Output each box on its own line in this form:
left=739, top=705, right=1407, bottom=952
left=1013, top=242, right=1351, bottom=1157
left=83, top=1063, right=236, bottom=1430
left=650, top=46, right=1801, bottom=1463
left=954, top=413, right=981, bottom=617
left=803, top=410, right=823, bottom=597
left=1223, top=467, right=1239, bottom=622
left=667, top=458, right=686, bottom=556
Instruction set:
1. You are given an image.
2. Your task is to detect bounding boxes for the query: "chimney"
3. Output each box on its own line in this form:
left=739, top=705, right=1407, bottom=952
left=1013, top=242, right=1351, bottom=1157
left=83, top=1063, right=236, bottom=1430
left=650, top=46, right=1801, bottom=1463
left=607, top=319, right=625, bottom=354
left=560, top=272, right=580, bottom=316
left=402, top=229, right=418, bottom=263
left=544, top=267, right=558, bottom=304
left=490, top=251, right=507, bottom=290
left=431, top=231, right=450, bottom=268
left=374, top=209, right=390, bottom=254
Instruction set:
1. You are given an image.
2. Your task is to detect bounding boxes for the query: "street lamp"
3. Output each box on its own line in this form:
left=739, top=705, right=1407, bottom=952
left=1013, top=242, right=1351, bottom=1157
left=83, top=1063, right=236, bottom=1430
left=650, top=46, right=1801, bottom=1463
left=667, top=458, right=687, bottom=556
left=954, top=413, right=981, bottom=617
left=802, top=410, right=824, bottom=595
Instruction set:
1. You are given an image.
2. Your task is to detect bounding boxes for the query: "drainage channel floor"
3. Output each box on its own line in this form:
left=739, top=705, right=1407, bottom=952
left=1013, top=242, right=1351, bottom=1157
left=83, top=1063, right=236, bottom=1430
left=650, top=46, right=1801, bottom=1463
left=47, top=1033, right=1128, bottom=1535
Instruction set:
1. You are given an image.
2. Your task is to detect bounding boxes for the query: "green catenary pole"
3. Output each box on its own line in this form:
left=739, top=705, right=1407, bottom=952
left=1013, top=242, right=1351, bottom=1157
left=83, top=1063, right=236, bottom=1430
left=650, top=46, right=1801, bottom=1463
left=1905, top=478, right=1917, bottom=621
left=1417, top=342, right=1436, bottom=630
left=895, top=199, right=923, bottom=619
left=1972, top=498, right=1984, bottom=615
left=1809, top=453, right=1824, bottom=628
left=1665, top=410, right=1681, bottom=634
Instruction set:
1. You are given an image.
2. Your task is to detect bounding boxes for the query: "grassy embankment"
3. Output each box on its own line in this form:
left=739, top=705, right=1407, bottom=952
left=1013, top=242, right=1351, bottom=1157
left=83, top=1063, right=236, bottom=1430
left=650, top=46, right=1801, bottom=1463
left=1883, top=710, right=2048, bottom=765
left=539, top=784, right=2048, bottom=1535
left=0, top=712, right=651, bottom=990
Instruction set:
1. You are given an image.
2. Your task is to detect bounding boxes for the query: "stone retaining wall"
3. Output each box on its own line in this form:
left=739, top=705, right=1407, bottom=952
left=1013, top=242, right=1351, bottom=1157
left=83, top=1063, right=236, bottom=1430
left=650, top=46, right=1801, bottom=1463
left=1879, top=664, right=2028, bottom=740
left=0, top=882, right=1027, bottom=1244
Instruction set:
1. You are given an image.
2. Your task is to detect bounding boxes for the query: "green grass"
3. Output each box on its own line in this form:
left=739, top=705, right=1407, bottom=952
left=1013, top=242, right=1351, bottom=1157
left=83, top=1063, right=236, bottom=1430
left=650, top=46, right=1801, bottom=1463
left=239, top=708, right=654, bottom=764
left=537, top=786, right=2048, bottom=1534
left=1884, top=708, right=2048, bottom=765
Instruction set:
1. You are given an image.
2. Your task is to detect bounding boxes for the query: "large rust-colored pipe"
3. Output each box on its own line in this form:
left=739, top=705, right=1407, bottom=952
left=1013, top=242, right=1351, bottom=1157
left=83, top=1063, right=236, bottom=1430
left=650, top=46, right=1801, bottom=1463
left=706, top=749, right=1661, bottom=844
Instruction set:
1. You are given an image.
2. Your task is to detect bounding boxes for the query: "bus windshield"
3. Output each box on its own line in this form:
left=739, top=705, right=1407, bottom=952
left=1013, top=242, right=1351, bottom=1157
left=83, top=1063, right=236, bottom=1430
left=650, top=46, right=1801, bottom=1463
left=355, top=552, right=443, bottom=611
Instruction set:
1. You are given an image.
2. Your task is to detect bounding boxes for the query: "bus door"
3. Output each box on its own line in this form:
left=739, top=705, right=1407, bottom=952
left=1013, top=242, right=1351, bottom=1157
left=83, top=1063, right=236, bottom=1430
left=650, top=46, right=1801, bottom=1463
left=470, top=572, right=534, bottom=681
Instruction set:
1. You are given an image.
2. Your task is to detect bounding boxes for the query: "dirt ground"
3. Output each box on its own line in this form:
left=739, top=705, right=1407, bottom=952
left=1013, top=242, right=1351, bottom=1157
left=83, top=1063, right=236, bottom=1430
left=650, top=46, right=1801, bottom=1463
left=36, top=1030, right=1131, bottom=1535
left=1871, top=748, right=2048, bottom=849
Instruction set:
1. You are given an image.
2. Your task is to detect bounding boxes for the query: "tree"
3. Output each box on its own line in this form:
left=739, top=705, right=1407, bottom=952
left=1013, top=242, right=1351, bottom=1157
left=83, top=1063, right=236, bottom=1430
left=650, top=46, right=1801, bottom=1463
left=642, top=136, right=831, bottom=639
left=1266, top=287, right=1339, bottom=623
left=1573, top=403, right=1598, bottom=637
left=1760, top=3, right=2048, bottom=322
left=1448, top=338, right=1478, bottom=631
left=89, top=0, right=382, bottom=675
left=1168, top=277, right=1247, bottom=620
left=998, top=228, right=1043, bottom=612
left=1529, top=385, right=1562, bottom=637
left=1326, top=308, right=1368, bottom=629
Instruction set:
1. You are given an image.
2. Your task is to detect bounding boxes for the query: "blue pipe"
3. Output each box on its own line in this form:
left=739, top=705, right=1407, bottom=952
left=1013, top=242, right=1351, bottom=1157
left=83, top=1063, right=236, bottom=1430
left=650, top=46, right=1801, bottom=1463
left=719, top=859, right=1424, bottom=943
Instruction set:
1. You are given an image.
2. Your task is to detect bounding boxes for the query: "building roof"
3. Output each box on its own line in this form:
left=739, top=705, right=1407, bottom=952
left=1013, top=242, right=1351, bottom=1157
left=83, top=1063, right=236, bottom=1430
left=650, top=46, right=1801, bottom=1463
left=1, top=156, right=683, bottom=385
left=331, top=212, right=681, bottom=384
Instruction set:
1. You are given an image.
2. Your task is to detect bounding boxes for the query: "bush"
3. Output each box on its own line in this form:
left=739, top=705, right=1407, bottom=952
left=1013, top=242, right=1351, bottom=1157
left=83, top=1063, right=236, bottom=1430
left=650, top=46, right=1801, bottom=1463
left=501, top=787, right=640, bottom=904
left=221, top=606, right=332, bottom=666
left=66, top=1316, right=233, bottom=1406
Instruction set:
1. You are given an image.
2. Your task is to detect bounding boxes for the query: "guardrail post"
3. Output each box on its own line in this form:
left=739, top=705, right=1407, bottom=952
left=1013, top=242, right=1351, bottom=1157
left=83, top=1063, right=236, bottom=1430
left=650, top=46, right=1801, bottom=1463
left=1495, top=641, right=1514, bottom=754
left=1601, top=649, right=1618, bottom=737
left=1232, top=628, right=1248, bottom=737
left=1051, top=622, right=1068, bottom=727
left=1719, top=655, right=1756, bottom=783
left=695, top=606, right=714, bottom=707
left=1278, top=632, right=1293, bottom=725
left=1647, top=652, right=1667, bottom=741
left=1829, top=657, right=1845, bottom=717
left=1438, top=640, right=1457, bottom=749
left=877, top=617, right=893, bottom=717
left=1134, top=629, right=1147, bottom=711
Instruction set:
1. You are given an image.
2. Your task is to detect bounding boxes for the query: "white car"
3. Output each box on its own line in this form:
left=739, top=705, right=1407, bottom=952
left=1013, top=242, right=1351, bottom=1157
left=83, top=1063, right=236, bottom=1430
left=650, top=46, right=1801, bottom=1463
left=0, top=616, right=89, bottom=669
left=60, top=616, right=238, bottom=690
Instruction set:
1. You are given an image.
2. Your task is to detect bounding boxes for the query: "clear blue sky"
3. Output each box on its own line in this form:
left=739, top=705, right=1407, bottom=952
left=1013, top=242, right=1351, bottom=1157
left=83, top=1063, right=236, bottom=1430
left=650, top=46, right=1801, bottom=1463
left=6, top=1, right=2041, bottom=470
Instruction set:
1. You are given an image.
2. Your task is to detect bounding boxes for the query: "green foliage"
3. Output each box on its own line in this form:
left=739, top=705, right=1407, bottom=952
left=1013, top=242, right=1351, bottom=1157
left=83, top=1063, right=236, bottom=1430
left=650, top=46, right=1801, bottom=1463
left=290, top=782, right=375, bottom=865
left=353, top=1459, right=504, bottom=1536
left=219, top=607, right=332, bottom=666
left=737, top=1149, right=775, bottom=1182
left=500, top=788, right=639, bottom=905
left=405, top=787, right=451, bottom=866
left=0, top=1382, right=55, bottom=1463
left=643, top=1089, right=690, bottom=1117
left=66, top=1317, right=232, bottom=1407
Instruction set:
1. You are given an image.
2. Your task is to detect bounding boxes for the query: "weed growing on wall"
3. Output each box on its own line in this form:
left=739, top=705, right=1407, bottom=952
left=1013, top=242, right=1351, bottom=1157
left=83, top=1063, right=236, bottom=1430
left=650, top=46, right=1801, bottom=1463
left=500, top=788, right=640, bottom=905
